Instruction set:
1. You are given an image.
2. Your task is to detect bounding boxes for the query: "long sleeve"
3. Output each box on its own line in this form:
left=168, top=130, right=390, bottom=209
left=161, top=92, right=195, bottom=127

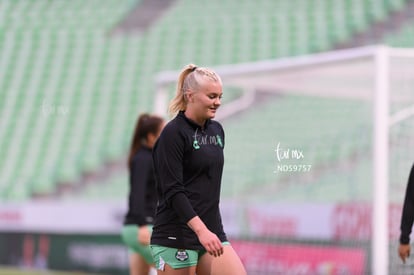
left=153, top=124, right=197, bottom=223
left=400, top=163, right=414, bottom=244
left=128, top=153, right=151, bottom=226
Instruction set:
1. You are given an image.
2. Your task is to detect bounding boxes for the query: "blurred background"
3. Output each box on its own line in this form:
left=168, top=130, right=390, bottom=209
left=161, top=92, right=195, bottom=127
left=0, top=0, right=414, bottom=274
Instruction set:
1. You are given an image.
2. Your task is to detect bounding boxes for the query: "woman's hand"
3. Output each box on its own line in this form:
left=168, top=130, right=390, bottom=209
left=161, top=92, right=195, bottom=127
left=399, top=244, right=411, bottom=263
left=187, top=216, right=223, bottom=257
left=196, top=227, right=224, bottom=257
left=138, top=225, right=151, bottom=245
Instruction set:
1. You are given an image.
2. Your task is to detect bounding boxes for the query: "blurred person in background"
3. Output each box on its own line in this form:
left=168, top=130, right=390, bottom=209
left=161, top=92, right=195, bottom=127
left=122, top=113, right=165, bottom=275
left=150, top=64, right=246, bottom=275
left=399, top=163, right=414, bottom=264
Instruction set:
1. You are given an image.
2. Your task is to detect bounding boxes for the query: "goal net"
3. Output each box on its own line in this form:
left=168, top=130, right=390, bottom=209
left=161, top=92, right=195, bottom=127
left=154, top=45, right=414, bottom=275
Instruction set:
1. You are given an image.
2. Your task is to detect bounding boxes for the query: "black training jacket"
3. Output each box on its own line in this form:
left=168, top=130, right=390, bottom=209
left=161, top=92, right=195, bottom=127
left=400, top=163, right=414, bottom=244
left=151, top=111, right=228, bottom=250
left=124, top=146, right=157, bottom=226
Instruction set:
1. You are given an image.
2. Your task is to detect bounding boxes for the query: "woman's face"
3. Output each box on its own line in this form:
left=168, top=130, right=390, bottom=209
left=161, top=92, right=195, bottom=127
left=189, top=80, right=223, bottom=121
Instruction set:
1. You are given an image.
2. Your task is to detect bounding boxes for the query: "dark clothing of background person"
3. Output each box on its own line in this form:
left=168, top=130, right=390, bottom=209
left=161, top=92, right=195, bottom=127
left=124, top=146, right=157, bottom=226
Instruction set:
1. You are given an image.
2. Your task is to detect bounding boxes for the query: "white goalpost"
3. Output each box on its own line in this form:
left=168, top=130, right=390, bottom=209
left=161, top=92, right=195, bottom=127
left=153, top=45, right=414, bottom=275
left=373, top=46, right=389, bottom=275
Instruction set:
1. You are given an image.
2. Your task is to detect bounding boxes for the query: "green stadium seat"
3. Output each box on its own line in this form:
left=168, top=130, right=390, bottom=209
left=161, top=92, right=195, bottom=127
left=385, top=22, right=414, bottom=47
left=0, top=0, right=410, bottom=201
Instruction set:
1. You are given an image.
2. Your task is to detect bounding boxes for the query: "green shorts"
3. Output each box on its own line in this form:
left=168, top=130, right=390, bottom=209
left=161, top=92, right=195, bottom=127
left=121, top=224, right=154, bottom=264
left=150, top=242, right=230, bottom=270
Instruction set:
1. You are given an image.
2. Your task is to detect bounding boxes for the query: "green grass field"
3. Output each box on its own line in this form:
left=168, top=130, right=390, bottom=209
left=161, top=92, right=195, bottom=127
left=0, top=266, right=100, bottom=275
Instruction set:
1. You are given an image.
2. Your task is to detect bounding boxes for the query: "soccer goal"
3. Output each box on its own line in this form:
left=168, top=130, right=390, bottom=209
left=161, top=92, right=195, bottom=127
left=154, top=45, right=414, bottom=275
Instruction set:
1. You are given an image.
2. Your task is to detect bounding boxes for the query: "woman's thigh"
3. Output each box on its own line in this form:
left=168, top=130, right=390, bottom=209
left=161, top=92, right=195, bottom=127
left=196, top=245, right=246, bottom=275
left=129, top=252, right=151, bottom=275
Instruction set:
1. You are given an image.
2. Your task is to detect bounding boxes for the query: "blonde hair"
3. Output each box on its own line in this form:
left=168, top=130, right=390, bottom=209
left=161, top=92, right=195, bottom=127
left=168, top=64, right=222, bottom=116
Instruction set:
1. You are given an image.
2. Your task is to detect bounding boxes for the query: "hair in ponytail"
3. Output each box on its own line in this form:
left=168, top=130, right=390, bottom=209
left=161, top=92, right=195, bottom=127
left=128, top=113, right=164, bottom=167
left=168, top=64, right=222, bottom=116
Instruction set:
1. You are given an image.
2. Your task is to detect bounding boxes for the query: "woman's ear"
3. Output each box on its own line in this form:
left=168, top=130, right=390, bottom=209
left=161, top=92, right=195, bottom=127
left=185, top=91, right=194, bottom=103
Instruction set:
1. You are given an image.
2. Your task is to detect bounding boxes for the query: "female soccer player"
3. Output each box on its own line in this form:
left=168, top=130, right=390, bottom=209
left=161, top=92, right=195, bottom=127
left=150, top=64, right=246, bottom=275
left=122, top=113, right=165, bottom=275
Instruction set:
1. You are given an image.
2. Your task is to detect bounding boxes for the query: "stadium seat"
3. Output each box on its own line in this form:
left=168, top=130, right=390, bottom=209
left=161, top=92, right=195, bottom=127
left=0, top=0, right=410, bottom=201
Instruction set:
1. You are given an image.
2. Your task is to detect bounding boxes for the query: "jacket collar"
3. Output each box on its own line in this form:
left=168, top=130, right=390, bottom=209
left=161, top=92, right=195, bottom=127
left=178, top=111, right=211, bottom=130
